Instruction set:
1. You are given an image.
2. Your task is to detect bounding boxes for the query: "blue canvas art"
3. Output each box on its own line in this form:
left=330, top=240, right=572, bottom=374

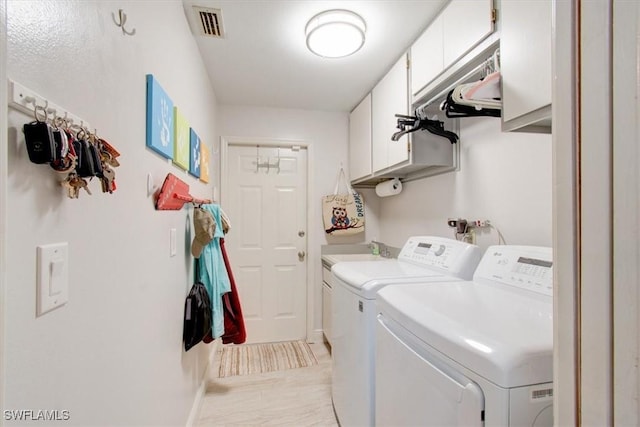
left=145, top=74, right=174, bottom=159
left=189, top=128, right=201, bottom=178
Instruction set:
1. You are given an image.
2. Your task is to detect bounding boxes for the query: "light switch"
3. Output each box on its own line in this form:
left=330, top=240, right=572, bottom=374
left=49, top=259, right=64, bottom=295
left=37, top=243, right=69, bottom=316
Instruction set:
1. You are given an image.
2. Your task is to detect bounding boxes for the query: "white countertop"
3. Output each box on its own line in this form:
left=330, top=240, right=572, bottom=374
left=322, top=253, right=387, bottom=267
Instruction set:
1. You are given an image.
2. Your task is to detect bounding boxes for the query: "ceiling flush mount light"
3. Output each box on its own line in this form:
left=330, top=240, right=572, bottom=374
left=305, top=9, right=367, bottom=58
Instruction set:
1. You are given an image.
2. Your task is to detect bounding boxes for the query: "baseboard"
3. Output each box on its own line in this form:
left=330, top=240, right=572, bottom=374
left=185, top=379, right=205, bottom=427
left=185, top=340, right=221, bottom=427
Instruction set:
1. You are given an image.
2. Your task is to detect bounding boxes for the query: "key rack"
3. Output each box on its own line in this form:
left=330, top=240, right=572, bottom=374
left=7, top=79, right=122, bottom=199
left=8, top=79, right=91, bottom=130
left=155, top=173, right=212, bottom=210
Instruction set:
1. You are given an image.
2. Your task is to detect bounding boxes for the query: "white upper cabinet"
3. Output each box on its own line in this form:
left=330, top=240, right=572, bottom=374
left=442, top=0, right=494, bottom=68
left=411, top=0, right=494, bottom=99
left=348, top=94, right=372, bottom=181
left=351, top=0, right=502, bottom=185
left=372, top=54, right=410, bottom=173
left=411, top=15, right=444, bottom=96
left=500, top=0, right=552, bottom=132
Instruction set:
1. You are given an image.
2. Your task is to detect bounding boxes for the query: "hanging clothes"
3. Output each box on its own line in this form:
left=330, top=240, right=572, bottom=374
left=461, top=70, right=501, bottom=101
left=197, top=204, right=231, bottom=340
left=220, top=238, right=247, bottom=344
left=183, top=260, right=212, bottom=351
left=440, top=71, right=502, bottom=118
left=220, top=207, right=231, bottom=235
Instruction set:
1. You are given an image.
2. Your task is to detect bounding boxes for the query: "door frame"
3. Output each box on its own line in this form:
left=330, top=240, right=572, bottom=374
left=220, top=136, right=315, bottom=342
left=554, top=0, right=640, bottom=423
left=552, top=1, right=579, bottom=421
left=612, top=1, right=640, bottom=424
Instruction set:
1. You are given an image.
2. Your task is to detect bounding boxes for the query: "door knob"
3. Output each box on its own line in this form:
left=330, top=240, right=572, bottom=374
left=298, top=251, right=306, bottom=261
left=298, top=230, right=305, bottom=237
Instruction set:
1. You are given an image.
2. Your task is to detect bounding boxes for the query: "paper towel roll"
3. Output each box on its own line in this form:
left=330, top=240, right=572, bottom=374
left=375, top=178, right=402, bottom=197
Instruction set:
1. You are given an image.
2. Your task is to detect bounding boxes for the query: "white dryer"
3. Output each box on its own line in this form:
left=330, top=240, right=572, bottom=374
left=331, top=236, right=482, bottom=427
left=375, top=245, right=554, bottom=427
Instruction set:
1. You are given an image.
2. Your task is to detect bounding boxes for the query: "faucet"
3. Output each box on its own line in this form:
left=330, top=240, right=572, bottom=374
left=370, top=240, right=391, bottom=258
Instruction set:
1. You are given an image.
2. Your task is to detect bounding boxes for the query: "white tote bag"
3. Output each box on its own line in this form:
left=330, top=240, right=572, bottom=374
left=322, top=168, right=365, bottom=235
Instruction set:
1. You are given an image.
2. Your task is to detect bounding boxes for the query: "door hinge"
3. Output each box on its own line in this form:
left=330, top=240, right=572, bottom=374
left=491, top=8, right=497, bottom=23
left=407, top=141, right=411, bottom=153
left=406, top=57, right=410, bottom=69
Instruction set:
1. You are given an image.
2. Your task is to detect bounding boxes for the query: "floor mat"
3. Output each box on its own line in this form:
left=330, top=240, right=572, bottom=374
left=217, top=340, right=319, bottom=378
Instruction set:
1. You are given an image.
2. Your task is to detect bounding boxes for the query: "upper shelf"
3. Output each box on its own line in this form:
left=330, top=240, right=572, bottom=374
left=412, top=33, right=501, bottom=114
left=413, top=31, right=550, bottom=134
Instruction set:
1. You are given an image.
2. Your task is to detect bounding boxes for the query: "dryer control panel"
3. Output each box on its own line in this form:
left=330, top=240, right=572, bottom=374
left=398, top=236, right=482, bottom=280
left=474, top=246, right=553, bottom=296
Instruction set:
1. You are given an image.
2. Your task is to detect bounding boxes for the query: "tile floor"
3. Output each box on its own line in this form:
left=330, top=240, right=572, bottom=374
left=197, top=342, right=338, bottom=426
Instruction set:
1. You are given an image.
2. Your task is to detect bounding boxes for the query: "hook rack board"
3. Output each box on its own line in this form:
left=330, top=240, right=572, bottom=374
left=7, top=79, right=92, bottom=130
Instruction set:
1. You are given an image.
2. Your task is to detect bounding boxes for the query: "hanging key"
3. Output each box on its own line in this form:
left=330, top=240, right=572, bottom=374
left=77, top=177, right=91, bottom=196
left=101, top=167, right=115, bottom=193
left=61, top=174, right=77, bottom=199
left=98, top=138, right=120, bottom=166
left=69, top=175, right=83, bottom=198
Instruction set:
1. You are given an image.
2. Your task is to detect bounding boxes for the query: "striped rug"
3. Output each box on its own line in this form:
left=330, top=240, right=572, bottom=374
left=217, top=340, right=318, bottom=378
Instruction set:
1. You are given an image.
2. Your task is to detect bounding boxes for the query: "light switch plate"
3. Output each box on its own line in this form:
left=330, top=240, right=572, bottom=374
left=36, top=243, right=69, bottom=316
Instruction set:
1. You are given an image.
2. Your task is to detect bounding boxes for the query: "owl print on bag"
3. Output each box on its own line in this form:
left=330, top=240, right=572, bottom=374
left=331, top=206, right=350, bottom=229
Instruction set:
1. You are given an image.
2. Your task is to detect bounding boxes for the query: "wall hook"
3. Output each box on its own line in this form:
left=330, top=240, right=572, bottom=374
left=112, top=9, right=136, bottom=36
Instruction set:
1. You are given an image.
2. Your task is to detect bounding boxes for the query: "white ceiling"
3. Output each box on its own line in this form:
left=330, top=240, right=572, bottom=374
left=182, top=0, right=447, bottom=112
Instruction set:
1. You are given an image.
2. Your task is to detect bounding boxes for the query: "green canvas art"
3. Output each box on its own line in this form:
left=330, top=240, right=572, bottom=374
left=173, top=107, right=190, bottom=170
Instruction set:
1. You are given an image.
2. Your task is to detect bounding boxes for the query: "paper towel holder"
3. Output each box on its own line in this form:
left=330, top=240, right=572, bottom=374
left=375, top=177, right=403, bottom=197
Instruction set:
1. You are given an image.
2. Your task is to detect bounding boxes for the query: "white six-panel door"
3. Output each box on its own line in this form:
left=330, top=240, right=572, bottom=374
left=224, top=143, right=308, bottom=343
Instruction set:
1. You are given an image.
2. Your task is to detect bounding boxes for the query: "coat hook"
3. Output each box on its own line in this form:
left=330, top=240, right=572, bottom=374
left=112, top=9, right=136, bottom=36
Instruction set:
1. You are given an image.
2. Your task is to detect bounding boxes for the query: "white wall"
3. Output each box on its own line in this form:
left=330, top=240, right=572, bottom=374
left=377, top=117, right=552, bottom=251
left=217, top=105, right=380, bottom=340
left=5, top=1, right=217, bottom=425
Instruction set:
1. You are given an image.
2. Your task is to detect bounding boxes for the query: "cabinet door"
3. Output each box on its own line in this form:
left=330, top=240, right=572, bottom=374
left=501, top=0, right=552, bottom=123
left=411, top=14, right=444, bottom=96
left=322, top=281, right=332, bottom=345
left=442, top=0, right=494, bottom=68
left=349, top=94, right=372, bottom=181
left=372, top=54, right=409, bottom=172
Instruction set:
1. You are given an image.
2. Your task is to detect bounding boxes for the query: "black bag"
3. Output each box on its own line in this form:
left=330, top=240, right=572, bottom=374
left=183, top=265, right=212, bottom=351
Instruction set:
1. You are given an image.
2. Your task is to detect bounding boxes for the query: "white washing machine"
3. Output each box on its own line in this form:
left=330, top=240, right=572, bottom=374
left=375, top=245, right=554, bottom=427
left=331, top=236, right=482, bottom=427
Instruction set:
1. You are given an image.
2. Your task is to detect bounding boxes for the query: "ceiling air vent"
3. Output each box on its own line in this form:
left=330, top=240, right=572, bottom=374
left=192, top=6, right=225, bottom=38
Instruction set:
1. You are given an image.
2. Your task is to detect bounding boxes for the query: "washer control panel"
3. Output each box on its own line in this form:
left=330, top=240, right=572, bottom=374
left=474, top=246, right=553, bottom=296
left=398, top=236, right=481, bottom=278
